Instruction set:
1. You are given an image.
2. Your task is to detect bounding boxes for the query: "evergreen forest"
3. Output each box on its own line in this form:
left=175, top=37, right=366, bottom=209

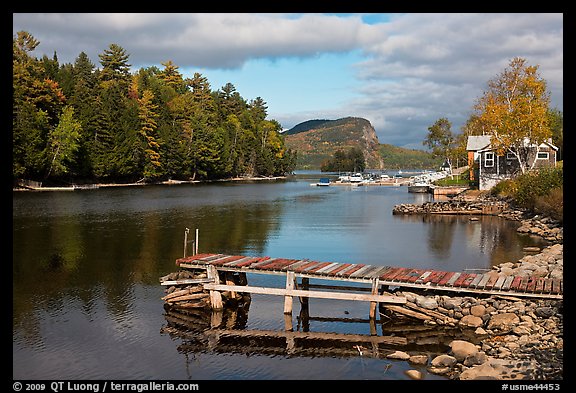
left=13, top=32, right=297, bottom=186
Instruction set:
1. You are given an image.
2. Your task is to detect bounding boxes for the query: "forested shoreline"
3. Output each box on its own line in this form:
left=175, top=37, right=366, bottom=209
left=13, top=31, right=297, bottom=187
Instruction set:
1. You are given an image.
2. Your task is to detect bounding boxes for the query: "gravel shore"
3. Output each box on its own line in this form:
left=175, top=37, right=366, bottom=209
left=388, top=191, right=563, bottom=380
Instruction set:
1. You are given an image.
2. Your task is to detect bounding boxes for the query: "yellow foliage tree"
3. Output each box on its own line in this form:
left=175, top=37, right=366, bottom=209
left=472, top=57, right=552, bottom=174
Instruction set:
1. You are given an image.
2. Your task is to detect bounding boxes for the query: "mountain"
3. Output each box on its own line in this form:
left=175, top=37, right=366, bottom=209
left=283, top=117, right=384, bottom=170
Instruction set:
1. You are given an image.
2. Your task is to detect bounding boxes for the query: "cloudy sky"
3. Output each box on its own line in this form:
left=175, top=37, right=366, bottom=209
left=12, top=13, right=563, bottom=149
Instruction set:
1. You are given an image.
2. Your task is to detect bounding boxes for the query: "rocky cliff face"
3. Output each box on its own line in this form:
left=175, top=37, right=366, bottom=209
left=283, top=117, right=384, bottom=170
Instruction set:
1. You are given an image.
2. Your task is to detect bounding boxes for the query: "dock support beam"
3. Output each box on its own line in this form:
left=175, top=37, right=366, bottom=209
left=369, top=278, right=379, bottom=320
left=284, top=271, right=295, bottom=315
left=207, top=265, right=223, bottom=310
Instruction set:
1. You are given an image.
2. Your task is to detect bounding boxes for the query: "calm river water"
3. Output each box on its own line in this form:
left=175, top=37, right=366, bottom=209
left=13, top=171, right=548, bottom=381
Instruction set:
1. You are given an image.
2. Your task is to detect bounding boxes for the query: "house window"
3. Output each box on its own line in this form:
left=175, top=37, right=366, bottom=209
left=537, top=152, right=549, bottom=160
left=506, top=152, right=517, bottom=160
left=484, top=152, right=495, bottom=167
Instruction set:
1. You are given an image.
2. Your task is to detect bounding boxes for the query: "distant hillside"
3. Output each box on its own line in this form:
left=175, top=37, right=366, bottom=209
left=283, top=117, right=384, bottom=169
left=283, top=119, right=331, bottom=135
left=379, top=144, right=442, bottom=169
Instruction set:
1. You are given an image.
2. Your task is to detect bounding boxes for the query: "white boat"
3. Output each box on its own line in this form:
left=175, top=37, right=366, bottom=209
left=349, top=173, right=363, bottom=183
left=311, top=177, right=331, bottom=186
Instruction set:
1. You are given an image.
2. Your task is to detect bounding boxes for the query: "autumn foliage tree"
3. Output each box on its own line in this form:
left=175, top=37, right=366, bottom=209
left=471, top=57, right=553, bottom=174
left=12, top=31, right=297, bottom=185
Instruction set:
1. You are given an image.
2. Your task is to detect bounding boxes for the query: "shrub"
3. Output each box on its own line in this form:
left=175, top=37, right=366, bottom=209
left=491, top=166, right=563, bottom=221
left=490, top=178, right=518, bottom=199
left=513, top=167, right=563, bottom=210
left=534, top=186, right=563, bottom=224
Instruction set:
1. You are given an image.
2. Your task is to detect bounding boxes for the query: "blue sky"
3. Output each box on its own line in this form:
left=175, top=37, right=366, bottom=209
left=191, top=50, right=364, bottom=118
left=13, top=13, right=563, bottom=149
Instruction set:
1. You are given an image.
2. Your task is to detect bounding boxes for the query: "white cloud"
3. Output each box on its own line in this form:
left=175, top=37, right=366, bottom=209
left=12, top=13, right=562, bottom=148
left=13, top=13, right=383, bottom=68
left=346, top=13, right=563, bottom=147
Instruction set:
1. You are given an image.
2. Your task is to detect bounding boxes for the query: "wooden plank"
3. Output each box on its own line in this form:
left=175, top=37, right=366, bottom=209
left=320, top=262, right=346, bottom=275
left=391, top=267, right=413, bottom=282
left=341, top=264, right=366, bottom=277
left=485, top=273, right=500, bottom=289
left=284, top=271, right=295, bottom=314
left=518, top=277, right=530, bottom=292
left=358, top=265, right=384, bottom=279
left=302, top=261, right=326, bottom=273
left=307, top=262, right=333, bottom=274
left=293, top=261, right=320, bottom=273
left=261, top=258, right=296, bottom=270
left=282, top=260, right=310, bottom=271
left=160, top=278, right=214, bottom=286
left=526, top=277, right=537, bottom=292
left=236, top=257, right=270, bottom=268
left=502, top=276, right=515, bottom=290
left=379, top=267, right=404, bottom=280
left=543, top=278, right=552, bottom=293
left=395, top=268, right=415, bottom=282
left=249, top=258, right=279, bottom=269
left=326, top=263, right=352, bottom=276
left=470, top=274, right=485, bottom=288
left=202, top=283, right=407, bottom=304
left=382, top=304, right=432, bottom=321
left=175, top=253, right=217, bottom=265
left=437, top=271, right=455, bottom=286
left=535, top=278, right=545, bottom=293
left=426, top=271, right=445, bottom=285
left=206, top=265, right=223, bottom=310
left=224, top=256, right=258, bottom=267
left=407, top=269, right=426, bottom=283
left=367, top=266, right=392, bottom=279
left=415, top=271, right=432, bottom=284
left=350, top=265, right=379, bottom=278
left=335, top=264, right=361, bottom=276
left=446, top=272, right=461, bottom=287
left=510, top=276, right=523, bottom=291
left=202, top=254, right=226, bottom=262
left=452, top=273, right=469, bottom=287
left=493, top=275, right=507, bottom=290
left=551, top=279, right=561, bottom=294
left=314, top=262, right=340, bottom=275
left=397, top=269, right=415, bottom=283
left=211, top=255, right=245, bottom=265
left=462, top=274, right=477, bottom=288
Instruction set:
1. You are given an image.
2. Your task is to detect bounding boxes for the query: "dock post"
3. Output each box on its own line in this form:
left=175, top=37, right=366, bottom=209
left=298, top=277, right=309, bottom=306
left=207, top=265, right=223, bottom=310
left=284, top=271, right=295, bottom=316
left=183, top=228, right=189, bottom=258
left=369, top=278, right=379, bottom=320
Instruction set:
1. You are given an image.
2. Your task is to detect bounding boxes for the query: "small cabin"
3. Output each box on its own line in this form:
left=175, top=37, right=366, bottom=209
left=466, top=135, right=558, bottom=190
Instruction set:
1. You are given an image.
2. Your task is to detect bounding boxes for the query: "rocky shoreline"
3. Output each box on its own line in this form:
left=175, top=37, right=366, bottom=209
left=388, top=191, right=563, bottom=380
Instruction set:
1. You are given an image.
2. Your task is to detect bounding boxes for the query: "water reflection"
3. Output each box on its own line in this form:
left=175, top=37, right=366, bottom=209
left=13, top=177, right=550, bottom=379
left=161, top=300, right=479, bottom=368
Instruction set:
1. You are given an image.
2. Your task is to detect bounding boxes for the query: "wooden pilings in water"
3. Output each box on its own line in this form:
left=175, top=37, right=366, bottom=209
left=162, top=265, right=406, bottom=332
left=160, top=267, right=251, bottom=312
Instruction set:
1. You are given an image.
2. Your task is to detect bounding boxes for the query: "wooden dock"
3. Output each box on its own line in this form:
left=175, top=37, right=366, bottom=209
left=167, top=253, right=562, bottom=322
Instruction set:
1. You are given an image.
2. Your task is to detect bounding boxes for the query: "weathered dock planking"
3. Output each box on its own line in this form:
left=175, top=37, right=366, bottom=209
left=161, top=252, right=562, bottom=329
left=174, top=253, right=562, bottom=298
